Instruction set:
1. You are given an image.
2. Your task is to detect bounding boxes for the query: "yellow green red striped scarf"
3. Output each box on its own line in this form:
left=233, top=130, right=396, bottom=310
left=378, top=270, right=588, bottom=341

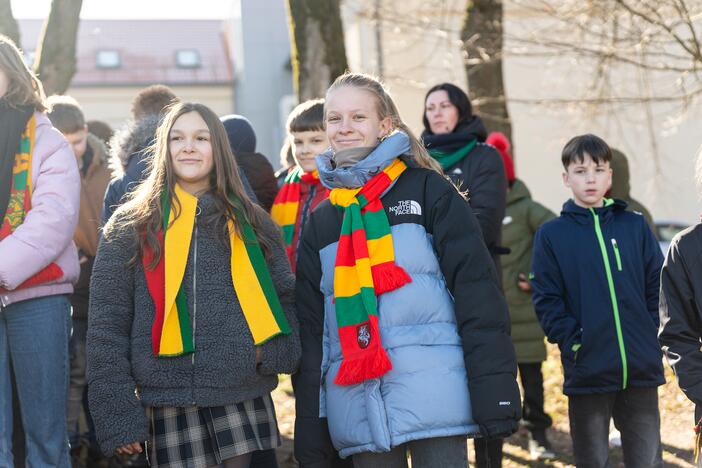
left=0, top=115, right=64, bottom=292
left=270, top=167, right=321, bottom=262
left=143, top=184, right=291, bottom=357
left=329, top=158, right=411, bottom=385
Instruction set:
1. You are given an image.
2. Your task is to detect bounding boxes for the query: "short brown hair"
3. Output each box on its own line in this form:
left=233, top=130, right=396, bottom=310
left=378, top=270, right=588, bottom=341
left=131, top=84, right=177, bottom=120
left=286, top=99, right=324, bottom=134
left=0, top=35, right=47, bottom=112
left=47, top=95, right=85, bottom=134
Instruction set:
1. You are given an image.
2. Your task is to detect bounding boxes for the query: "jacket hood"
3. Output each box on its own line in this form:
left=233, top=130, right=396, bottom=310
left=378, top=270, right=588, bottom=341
left=108, top=114, right=161, bottom=177
left=561, top=198, right=628, bottom=224
left=86, top=133, right=110, bottom=170
left=420, top=115, right=488, bottom=150
left=609, top=149, right=631, bottom=199
left=507, top=179, right=530, bottom=206
left=456, top=115, right=488, bottom=142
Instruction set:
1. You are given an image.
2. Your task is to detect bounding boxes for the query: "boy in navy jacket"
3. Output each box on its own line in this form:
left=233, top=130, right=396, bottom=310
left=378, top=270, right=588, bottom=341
left=531, top=134, right=664, bottom=467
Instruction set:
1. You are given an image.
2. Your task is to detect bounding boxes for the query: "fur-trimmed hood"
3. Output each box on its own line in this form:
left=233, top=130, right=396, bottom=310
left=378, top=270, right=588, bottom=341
left=108, top=114, right=161, bottom=177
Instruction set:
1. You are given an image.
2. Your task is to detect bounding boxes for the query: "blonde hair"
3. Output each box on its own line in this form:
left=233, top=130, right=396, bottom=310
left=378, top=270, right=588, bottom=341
left=325, top=72, right=443, bottom=174
left=0, top=35, right=47, bottom=112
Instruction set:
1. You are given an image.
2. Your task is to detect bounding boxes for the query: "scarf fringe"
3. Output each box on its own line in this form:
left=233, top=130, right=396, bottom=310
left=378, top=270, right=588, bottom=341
left=371, top=262, right=412, bottom=295
left=334, top=347, right=393, bottom=386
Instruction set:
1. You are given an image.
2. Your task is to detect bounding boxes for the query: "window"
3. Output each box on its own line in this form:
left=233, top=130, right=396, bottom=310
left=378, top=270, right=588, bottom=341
left=96, top=50, right=121, bottom=69
left=176, top=49, right=201, bottom=69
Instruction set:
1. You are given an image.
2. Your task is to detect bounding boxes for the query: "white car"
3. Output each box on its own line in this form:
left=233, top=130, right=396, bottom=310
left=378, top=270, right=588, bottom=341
left=654, top=220, right=691, bottom=254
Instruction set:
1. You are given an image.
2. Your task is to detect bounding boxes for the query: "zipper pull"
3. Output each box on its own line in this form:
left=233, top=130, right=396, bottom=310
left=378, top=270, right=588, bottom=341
left=611, top=238, right=623, bottom=271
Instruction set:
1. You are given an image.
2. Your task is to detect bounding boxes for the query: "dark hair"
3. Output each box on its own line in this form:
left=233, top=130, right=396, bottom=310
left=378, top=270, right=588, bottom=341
left=561, top=134, right=612, bottom=169
left=131, top=84, right=177, bottom=120
left=87, top=120, right=114, bottom=145
left=287, top=99, right=324, bottom=133
left=422, top=83, right=472, bottom=134
left=0, top=35, right=47, bottom=112
left=46, top=95, right=85, bottom=133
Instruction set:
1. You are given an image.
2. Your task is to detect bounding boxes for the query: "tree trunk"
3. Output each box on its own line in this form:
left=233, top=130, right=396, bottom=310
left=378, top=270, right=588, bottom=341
left=33, top=0, right=83, bottom=96
left=286, top=0, right=349, bottom=101
left=461, top=0, right=513, bottom=146
left=0, top=0, right=21, bottom=47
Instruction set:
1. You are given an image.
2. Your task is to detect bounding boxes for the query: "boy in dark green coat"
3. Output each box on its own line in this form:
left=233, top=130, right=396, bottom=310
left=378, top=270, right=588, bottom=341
left=489, top=132, right=556, bottom=460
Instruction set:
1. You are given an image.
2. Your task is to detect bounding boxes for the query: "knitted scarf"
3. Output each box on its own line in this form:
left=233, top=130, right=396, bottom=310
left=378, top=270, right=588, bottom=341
left=428, top=139, right=477, bottom=170
left=329, top=158, right=411, bottom=385
left=270, top=167, right=323, bottom=264
left=143, top=184, right=291, bottom=357
left=422, top=117, right=488, bottom=170
left=0, top=114, right=65, bottom=291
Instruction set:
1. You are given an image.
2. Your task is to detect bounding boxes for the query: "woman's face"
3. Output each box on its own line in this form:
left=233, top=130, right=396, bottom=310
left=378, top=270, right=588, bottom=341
left=0, top=69, right=9, bottom=98
left=424, top=90, right=460, bottom=135
left=169, top=111, right=214, bottom=194
left=325, top=86, right=392, bottom=153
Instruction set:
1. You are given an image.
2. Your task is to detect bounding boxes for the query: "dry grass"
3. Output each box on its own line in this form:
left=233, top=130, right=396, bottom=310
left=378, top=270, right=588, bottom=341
left=272, top=343, right=697, bottom=467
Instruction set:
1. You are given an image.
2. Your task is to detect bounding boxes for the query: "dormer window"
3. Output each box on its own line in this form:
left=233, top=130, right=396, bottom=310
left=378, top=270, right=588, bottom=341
left=176, top=49, right=201, bottom=69
left=96, top=50, right=121, bottom=69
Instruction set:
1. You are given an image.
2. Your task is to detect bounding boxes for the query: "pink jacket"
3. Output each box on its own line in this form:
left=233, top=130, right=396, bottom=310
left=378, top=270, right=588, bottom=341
left=0, top=112, right=80, bottom=307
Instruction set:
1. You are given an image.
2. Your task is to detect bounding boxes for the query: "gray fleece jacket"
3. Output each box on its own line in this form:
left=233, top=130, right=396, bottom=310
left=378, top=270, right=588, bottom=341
left=87, top=194, right=300, bottom=455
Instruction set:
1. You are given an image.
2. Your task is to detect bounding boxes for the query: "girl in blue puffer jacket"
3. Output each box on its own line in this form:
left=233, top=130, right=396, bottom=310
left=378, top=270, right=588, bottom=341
left=293, top=72, right=521, bottom=468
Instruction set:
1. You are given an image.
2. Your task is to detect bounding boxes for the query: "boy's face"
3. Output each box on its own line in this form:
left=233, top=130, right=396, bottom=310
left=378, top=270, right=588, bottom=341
left=291, top=129, right=328, bottom=173
left=562, top=154, right=612, bottom=209
left=63, top=126, right=88, bottom=161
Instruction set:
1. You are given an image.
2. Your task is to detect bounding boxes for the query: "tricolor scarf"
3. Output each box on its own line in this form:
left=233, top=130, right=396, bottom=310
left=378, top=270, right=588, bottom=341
left=0, top=114, right=64, bottom=291
left=143, top=184, right=291, bottom=357
left=329, top=158, right=411, bottom=385
left=270, top=167, right=322, bottom=264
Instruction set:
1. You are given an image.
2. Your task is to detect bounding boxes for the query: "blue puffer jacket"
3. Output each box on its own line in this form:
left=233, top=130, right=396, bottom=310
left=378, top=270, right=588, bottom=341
left=293, top=136, right=520, bottom=466
left=318, top=222, right=476, bottom=457
left=531, top=199, right=665, bottom=395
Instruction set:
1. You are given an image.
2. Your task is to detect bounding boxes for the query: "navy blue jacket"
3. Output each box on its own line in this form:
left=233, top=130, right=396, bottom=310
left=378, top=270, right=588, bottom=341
left=531, top=199, right=664, bottom=395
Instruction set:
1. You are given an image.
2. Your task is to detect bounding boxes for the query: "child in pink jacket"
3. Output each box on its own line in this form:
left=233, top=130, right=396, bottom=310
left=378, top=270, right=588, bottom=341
left=0, top=35, right=79, bottom=467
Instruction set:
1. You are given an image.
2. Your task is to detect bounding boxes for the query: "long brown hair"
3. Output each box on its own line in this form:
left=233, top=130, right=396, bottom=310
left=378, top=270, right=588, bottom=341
left=105, top=102, right=278, bottom=266
left=0, top=35, right=47, bottom=112
left=325, top=72, right=443, bottom=174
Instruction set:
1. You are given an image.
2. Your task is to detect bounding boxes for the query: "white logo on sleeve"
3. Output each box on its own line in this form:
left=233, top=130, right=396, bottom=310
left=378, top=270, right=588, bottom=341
left=503, top=216, right=513, bottom=225
left=389, top=200, right=422, bottom=216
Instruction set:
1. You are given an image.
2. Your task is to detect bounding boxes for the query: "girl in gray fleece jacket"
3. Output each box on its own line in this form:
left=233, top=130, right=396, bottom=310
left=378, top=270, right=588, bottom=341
left=87, top=102, right=300, bottom=468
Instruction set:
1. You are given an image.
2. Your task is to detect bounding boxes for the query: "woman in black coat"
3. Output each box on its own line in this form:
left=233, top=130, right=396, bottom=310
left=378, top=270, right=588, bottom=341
left=421, top=83, right=507, bottom=275
left=422, top=83, right=508, bottom=468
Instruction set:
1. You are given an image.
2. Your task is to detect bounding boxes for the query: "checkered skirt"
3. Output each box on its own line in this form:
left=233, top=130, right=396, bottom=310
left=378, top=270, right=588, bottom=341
left=147, top=394, right=281, bottom=468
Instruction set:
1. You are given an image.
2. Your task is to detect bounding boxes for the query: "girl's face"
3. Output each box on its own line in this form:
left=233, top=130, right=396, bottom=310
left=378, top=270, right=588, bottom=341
left=169, top=111, right=214, bottom=194
left=325, top=86, right=392, bottom=153
left=424, top=90, right=459, bottom=135
left=0, top=69, right=9, bottom=98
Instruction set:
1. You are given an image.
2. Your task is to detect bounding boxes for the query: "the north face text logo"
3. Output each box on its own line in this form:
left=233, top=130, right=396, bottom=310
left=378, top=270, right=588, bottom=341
left=389, top=200, right=422, bottom=216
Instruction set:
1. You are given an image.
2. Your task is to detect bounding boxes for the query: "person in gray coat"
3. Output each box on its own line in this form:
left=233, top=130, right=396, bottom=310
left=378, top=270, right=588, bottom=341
left=87, top=102, right=300, bottom=468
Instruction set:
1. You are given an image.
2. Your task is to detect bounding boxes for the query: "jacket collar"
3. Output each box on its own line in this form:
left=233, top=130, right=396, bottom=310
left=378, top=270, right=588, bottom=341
left=561, top=198, right=628, bottom=225
left=316, top=131, right=411, bottom=189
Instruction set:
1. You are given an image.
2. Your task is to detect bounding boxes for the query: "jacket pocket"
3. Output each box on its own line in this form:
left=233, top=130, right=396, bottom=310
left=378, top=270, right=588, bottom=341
left=611, top=238, right=623, bottom=272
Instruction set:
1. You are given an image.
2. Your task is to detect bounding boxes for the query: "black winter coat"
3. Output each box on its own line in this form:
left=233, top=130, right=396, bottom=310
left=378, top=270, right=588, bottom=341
left=293, top=166, right=519, bottom=467
left=423, top=116, right=507, bottom=273
left=659, top=223, right=702, bottom=422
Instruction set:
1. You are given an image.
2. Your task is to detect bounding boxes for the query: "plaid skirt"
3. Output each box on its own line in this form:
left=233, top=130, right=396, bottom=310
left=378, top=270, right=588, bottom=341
left=147, top=394, right=281, bottom=468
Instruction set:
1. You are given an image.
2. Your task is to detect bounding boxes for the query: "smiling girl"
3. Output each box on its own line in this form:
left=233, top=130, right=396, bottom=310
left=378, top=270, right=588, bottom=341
left=87, top=102, right=300, bottom=468
left=293, top=73, right=520, bottom=468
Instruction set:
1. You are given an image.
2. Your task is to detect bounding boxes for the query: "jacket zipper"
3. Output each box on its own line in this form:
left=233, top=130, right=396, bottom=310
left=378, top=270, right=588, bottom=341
left=590, top=208, right=628, bottom=389
left=611, top=238, right=622, bottom=271
left=191, top=212, right=199, bottom=404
